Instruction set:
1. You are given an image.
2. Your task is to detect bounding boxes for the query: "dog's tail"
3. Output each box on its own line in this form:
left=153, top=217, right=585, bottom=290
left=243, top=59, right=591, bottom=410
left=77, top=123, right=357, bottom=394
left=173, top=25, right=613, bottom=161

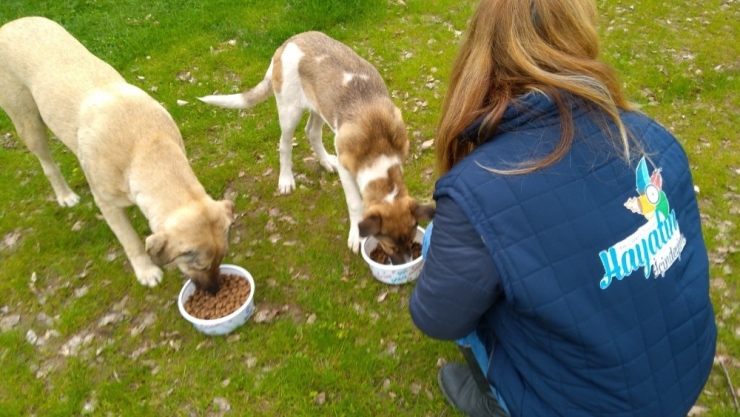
left=198, top=77, right=273, bottom=109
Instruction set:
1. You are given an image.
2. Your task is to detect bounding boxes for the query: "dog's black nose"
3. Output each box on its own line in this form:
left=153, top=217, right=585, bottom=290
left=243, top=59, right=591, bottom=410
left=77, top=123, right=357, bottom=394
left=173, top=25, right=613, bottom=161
left=390, top=253, right=409, bottom=265
left=205, top=281, right=220, bottom=295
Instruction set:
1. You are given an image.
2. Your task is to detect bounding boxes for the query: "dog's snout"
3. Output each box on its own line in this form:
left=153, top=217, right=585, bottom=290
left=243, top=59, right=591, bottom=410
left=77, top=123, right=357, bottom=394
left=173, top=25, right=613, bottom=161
left=206, top=264, right=222, bottom=294
left=205, top=280, right=220, bottom=295
left=190, top=266, right=222, bottom=295
left=389, top=252, right=410, bottom=266
left=192, top=275, right=221, bottom=295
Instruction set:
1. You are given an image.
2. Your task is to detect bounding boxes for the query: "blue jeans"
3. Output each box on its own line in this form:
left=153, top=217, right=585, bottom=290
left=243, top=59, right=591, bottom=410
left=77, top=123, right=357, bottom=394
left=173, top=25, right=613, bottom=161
left=421, top=221, right=433, bottom=260
left=456, top=331, right=510, bottom=414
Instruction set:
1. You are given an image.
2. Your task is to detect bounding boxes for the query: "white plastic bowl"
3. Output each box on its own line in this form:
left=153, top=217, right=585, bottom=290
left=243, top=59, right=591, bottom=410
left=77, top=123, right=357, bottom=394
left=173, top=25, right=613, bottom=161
left=178, top=264, right=255, bottom=336
left=361, top=226, right=425, bottom=285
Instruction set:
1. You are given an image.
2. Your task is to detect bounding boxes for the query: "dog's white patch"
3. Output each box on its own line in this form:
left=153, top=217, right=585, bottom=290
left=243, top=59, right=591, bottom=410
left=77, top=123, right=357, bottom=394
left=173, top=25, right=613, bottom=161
left=384, top=185, right=398, bottom=203
left=277, top=43, right=308, bottom=108
left=282, top=43, right=305, bottom=74
left=356, top=154, right=400, bottom=192
left=384, top=185, right=399, bottom=203
left=342, top=72, right=369, bottom=85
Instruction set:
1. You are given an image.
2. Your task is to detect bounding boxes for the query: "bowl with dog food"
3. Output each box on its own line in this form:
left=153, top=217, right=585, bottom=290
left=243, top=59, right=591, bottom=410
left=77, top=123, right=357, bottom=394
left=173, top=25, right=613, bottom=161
left=178, top=264, right=255, bottom=336
left=361, top=226, right=425, bottom=285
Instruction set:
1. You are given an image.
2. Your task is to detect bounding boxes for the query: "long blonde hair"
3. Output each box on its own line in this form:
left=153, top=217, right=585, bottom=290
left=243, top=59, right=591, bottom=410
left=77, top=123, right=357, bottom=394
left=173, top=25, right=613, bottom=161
left=436, top=0, right=638, bottom=175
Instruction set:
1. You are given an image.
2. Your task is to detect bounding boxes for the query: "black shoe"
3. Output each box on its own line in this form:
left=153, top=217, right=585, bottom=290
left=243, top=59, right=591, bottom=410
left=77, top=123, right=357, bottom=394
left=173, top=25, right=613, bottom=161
left=438, top=362, right=509, bottom=417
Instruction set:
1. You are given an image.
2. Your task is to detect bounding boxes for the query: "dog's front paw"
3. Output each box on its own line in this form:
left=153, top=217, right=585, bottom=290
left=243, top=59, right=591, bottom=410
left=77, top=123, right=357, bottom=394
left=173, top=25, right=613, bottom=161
left=320, top=155, right=339, bottom=173
left=58, top=191, right=80, bottom=207
left=132, top=257, right=163, bottom=287
left=137, top=266, right=163, bottom=287
left=347, top=227, right=362, bottom=254
left=278, top=176, right=296, bottom=195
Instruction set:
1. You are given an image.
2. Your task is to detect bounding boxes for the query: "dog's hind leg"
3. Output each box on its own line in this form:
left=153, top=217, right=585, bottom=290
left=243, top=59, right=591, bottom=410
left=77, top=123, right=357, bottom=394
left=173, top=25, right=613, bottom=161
left=95, top=200, right=163, bottom=287
left=0, top=85, right=80, bottom=207
left=305, top=111, right=338, bottom=173
left=275, top=102, right=304, bottom=195
left=335, top=163, right=364, bottom=253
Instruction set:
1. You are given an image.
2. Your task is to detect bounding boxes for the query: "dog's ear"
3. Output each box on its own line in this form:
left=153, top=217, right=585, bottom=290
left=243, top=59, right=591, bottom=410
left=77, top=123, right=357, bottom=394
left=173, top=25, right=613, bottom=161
left=413, top=203, right=436, bottom=221
left=145, top=232, right=174, bottom=267
left=359, top=212, right=382, bottom=238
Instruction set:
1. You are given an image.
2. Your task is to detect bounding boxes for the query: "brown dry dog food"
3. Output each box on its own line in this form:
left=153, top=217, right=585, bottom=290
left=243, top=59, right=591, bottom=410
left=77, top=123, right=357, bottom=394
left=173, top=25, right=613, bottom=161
left=370, top=242, right=422, bottom=265
left=184, top=274, right=251, bottom=320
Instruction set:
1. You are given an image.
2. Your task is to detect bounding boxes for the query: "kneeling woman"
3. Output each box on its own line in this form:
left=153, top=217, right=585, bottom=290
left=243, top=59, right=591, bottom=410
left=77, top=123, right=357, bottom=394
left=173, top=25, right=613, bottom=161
left=409, top=0, right=717, bottom=416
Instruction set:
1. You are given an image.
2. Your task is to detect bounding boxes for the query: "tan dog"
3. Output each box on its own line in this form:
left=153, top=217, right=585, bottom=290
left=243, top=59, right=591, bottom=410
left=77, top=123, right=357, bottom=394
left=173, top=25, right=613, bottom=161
left=199, top=31, right=434, bottom=264
left=0, top=17, right=234, bottom=293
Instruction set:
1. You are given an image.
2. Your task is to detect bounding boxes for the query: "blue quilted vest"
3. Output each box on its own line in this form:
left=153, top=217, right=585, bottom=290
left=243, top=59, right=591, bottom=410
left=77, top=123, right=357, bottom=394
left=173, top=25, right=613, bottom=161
left=433, top=93, right=716, bottom=416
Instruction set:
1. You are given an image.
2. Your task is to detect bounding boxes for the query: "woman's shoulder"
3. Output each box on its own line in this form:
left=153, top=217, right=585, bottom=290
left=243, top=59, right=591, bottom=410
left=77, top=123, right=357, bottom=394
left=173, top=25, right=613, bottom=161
left=620, top=110, right=672, bottom=138
left=619, top=110, right=684, bottom=154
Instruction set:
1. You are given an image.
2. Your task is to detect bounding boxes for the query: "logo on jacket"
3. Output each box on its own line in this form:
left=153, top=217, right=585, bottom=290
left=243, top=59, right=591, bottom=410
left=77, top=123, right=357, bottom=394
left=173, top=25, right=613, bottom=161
left=599, top=157, right=686, bottom=289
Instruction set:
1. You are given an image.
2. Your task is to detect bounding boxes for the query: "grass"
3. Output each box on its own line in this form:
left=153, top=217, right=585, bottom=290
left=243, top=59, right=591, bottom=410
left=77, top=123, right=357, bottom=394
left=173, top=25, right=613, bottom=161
left=0, top=0, right=738, bottom=415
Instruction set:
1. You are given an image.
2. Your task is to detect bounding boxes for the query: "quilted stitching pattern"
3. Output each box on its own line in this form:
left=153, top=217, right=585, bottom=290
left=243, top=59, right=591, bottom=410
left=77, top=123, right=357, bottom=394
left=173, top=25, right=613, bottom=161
left=433, top=95, right=716, bottom=417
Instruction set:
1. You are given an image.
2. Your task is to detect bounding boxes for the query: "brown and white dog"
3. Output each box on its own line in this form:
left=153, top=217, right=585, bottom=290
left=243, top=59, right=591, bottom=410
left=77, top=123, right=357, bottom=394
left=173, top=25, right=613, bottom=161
left=199, top=31, right=434, bottom=264
left=0, top=17, right=234, bottom=293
